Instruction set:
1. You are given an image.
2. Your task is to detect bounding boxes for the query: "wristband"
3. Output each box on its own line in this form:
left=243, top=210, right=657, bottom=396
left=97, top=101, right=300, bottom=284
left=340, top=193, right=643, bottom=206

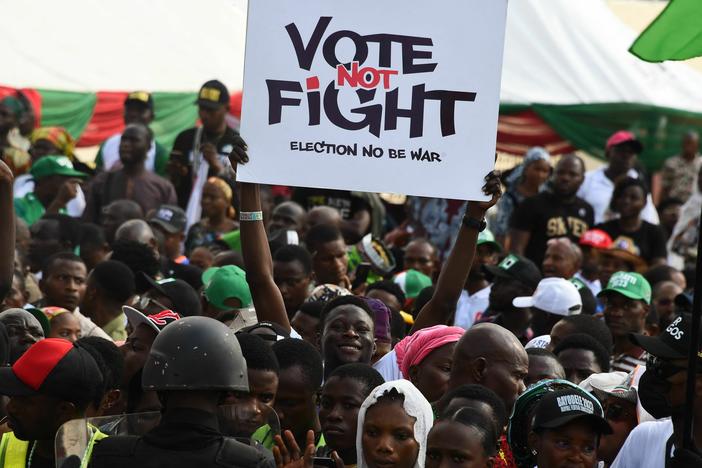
left=462, top=216, right=487, bottom=232
left=239, top=211, right=263, bottom=222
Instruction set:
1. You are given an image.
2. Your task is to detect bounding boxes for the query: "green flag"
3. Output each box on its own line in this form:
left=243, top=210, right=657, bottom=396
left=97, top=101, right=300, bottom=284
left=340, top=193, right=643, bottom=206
left=629, top=0, right=702, bottom=62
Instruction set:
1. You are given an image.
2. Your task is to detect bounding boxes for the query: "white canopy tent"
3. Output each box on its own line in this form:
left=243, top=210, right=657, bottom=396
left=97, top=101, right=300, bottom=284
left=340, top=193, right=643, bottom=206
left=1, top=0, right=701, bottom=110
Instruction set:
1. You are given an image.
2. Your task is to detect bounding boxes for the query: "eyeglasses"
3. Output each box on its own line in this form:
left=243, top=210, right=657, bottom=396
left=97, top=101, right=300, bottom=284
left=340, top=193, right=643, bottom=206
left=135, top=295, right=170, bottom=313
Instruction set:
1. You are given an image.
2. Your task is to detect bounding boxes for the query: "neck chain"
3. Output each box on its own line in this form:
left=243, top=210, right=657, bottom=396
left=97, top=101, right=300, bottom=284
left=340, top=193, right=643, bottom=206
left=27, top=441, right=37, bottom=467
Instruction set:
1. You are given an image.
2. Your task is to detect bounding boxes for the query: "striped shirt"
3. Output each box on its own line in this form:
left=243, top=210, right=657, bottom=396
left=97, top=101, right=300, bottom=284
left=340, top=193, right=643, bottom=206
left=611, top=348, right=647, bottom=373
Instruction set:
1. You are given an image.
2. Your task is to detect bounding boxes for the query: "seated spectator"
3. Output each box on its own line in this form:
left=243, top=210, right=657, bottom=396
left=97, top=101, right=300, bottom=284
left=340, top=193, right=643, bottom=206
left=510, top=154, right=592, bottom=267
left=657, top=197, right=683, bottom=241
left=305, top=223, right=349, bottom=287
left=659, top=130, right=700, bottom=204
left=598, top=271, right=651, bottom=373
left=528, top=388, right=611, bottom=468
left=185, top=176, right=238, bottom=253
left=426, top=409, right=498, bottom=468
left=595, top=177, right=667, bottom=266
left=318, top=363, right=385, bottom=464
left=454, top=229, right=501, bottom=329
left=14, top=155, right=87, bottom=226
left=577, top=131, right=658, bottom=224
left=83, top=124, right=177, bottom=223
left=41, top=306, right=81, bottom=342
left=526, top=348, right=566, bottom=387
left=356, top=380, right=433, bottom=468
left=0, top=96, right=31, bottom=176
left=95, top=91, right=169, bottom=176
left=493, top=146, right=551, bottom=247
left=80, top=260, right=136, bottom=341
left=513, top=277, right=582, bottom=337
left=0, top=308, right=44, bottom=363
left=272, top=338, right=324, bottom=450
left=554, top=333, right=611, bottom=385
left=273, top=245, right=313, bottom=319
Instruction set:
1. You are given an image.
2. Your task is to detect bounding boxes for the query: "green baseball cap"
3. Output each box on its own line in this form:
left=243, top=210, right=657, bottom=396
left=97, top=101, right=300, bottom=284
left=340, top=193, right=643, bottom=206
left=202, top=265, right=252, bottom=310
left=393, top=269, right=433, bottom=300
left=477, top=229, right=502, bottom=252
left=598, top=271, right=651, bottom=304
left=30, top=155, right=87, bottom=180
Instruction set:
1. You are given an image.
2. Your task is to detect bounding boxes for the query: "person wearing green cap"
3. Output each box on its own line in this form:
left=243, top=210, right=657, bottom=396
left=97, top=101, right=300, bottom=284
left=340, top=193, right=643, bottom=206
left=201, top=265, right=253, bottom=319
left=455, top=229, right=501, bottom=329
left=598, top=271, right=651, bottom=373
left=13, top=155, right=87, bottom=226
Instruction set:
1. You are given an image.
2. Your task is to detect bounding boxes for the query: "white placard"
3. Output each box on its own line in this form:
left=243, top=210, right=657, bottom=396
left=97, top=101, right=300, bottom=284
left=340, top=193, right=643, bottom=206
left=239, top=0, right=507, bottom=200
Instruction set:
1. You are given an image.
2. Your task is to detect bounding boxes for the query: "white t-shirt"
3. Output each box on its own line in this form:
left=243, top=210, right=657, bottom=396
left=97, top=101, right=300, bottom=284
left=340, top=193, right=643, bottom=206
left=373, top=349, right=402, bottom=382
left=100, top=134, right=158, bottom=172
left=577, top=167, right=659, bottom=225
left=610, top=419, right=673, bottom=468
left=453, top=286, right=491, bottom=330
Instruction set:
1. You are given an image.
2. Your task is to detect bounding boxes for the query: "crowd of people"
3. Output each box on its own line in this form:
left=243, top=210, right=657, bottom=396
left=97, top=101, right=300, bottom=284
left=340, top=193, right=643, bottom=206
left=0, top=82, right=702, bottom=468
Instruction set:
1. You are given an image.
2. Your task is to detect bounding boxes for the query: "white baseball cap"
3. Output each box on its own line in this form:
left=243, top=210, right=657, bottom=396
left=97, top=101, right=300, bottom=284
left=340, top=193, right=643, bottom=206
left=512, top=277, right=582, bottom=316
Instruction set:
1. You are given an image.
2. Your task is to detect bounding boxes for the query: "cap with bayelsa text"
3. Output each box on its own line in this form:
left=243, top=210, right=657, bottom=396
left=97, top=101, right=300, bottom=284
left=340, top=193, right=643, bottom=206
left=629, top=313, right=702, bottom=360
left=532, top=387, right=612, bottom=434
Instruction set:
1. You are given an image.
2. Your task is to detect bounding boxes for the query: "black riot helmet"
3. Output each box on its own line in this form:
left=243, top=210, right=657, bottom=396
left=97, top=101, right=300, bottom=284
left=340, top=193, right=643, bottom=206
left=142, top=316, right=249, bottom=392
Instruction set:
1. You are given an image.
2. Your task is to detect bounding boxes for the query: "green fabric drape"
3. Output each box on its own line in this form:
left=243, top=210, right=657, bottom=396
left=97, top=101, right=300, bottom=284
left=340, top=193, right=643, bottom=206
left=39, top=90, right=96, bottom=139
left=151, top=92, right=199, bottom=151
left=532, top=103, right=702, bottom=171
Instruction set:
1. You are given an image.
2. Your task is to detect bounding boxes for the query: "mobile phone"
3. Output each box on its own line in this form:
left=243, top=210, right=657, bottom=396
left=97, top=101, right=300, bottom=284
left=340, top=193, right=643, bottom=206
left=313, top=457, right=336, bottom=468
left=352, top=263, right=372, bottom=289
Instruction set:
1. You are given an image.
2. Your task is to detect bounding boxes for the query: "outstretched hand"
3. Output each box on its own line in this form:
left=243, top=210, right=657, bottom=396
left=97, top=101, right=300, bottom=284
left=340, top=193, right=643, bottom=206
left=466, top=170, right=502, bottom=218
left=272, top=430, right=344, bottom=468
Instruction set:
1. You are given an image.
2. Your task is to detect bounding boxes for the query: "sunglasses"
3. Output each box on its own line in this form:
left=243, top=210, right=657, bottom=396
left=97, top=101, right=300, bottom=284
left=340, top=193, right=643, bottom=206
left=135, top=295, right=170, bottom=313
left=645, top=355, right=700, bottom=380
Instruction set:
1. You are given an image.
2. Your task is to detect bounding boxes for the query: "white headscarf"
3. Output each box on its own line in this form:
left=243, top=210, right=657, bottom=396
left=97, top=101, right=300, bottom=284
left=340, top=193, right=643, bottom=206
left=356, top=380, right=433, bottom=468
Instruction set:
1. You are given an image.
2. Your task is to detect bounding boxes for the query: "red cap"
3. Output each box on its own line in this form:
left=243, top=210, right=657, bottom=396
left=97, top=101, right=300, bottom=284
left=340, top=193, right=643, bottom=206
left=606, top=131, right=643, bottom=152
left=0, top=339, right=102, bottom=401
left=579, top=229, right=613, bottom=249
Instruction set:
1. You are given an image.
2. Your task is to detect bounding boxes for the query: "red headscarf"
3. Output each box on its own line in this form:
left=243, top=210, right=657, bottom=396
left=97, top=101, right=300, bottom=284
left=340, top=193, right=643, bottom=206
left=396, top=325, right=465, bottom=379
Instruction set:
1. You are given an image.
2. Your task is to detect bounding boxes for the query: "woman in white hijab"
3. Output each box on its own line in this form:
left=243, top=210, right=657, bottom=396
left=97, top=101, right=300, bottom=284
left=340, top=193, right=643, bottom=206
left=356, top=380, right=433, bottom=468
